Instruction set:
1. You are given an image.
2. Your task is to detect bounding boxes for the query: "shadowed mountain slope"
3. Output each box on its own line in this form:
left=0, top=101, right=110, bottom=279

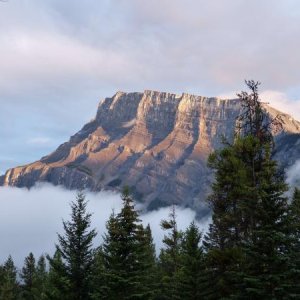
left=1, top=90, right=300, bottom=215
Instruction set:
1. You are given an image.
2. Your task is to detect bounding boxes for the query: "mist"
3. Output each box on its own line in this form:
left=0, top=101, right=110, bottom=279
left=0, top=184, right=209, bottom=267
left=286, top=159, right=300, bottom=192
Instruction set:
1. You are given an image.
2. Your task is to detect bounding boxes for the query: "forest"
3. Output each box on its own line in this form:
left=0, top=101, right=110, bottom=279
left=1, top=81, right=300, bottom=300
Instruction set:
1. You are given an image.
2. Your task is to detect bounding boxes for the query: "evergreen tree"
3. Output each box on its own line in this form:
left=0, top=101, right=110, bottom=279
left=281, top=188, right=300, bottom=298
left=20, top=252, right=36, bottom=300
left=46, top=250, right=70, bottom=300
left=203, top=80, right=292, bottom=299
left=158, top=205, right=183, bottom=300
left=138, top=224, right=158, bottom=299
left=101, top=187, right=154, bottom=299
left=48, top=190, right=97, bottom=300
left=239, top=146, right=290, bottom=299
left=33, top=255, right=48, bottom=300
left=89, top=247, right=107, bottom=300
left=202, top=140, right=249, bottom=299
left=0, top=256, right=19, bottom=300
left=179, top=221, right=204, bottom=300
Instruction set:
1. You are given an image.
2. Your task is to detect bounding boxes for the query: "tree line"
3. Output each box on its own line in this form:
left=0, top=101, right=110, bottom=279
left=1, top=80, right=300, bottom=299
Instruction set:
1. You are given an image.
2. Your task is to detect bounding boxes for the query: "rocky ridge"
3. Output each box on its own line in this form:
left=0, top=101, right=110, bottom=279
left=1, top=90, right=300, bottom=215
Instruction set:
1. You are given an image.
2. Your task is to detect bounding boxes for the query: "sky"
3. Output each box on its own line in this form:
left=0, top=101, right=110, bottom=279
left=0, top=0, right=300, bottom=173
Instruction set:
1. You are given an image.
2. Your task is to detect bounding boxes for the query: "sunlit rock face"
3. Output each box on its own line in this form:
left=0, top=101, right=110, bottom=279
left=1, top=90, right=300, bottom=215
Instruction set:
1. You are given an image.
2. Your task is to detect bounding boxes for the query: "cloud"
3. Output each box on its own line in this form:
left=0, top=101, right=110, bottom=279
left=27, top=137, right=53, bottom=146
left=0, top=184, right=208, bottom=267
left=260, top=90, right=300, bottom=121
left=286, top=159, right=300, bottom=189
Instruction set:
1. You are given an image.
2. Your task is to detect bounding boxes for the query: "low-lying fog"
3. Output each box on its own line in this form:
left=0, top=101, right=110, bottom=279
left=0, top=184, right=210, bottom=267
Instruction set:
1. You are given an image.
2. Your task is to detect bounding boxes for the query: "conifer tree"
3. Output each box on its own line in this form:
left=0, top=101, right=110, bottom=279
left=203, top=80, right=292, bottom=299
left=0, top=256, right=19, bottom=300
left=287, top=188, right=300, bottom=297
left=138, top=224, right=158, bottom=299
left=101, top=187, right=154, bottom=299
left=158, top=205, right=183, bottom=300
left=179, top=221, right=204, bottom=300
left=33, top=255, right=48, bottom=300
left=20, top=252, right=36, bottom=300
left=46, top=250, right=70, bottom=300
left=239, top=145, right=290, bottom=299
left=48, top=190, right=97, bottom=300
left=90, top=247, right=107, bottom=300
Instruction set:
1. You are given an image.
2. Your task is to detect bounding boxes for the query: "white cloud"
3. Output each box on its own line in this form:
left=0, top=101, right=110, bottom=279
left=260, top=90, right=300, bottom=121
left=27, top=137, right=53, bottom=146
left=286, top=159, right=300, bottom=189
left=217, top=89, right=300, bottom=121
left=0, top=184, right=208, bottom=267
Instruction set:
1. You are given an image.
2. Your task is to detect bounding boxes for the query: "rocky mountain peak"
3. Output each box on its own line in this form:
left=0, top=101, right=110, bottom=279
left=1, top=90, right=300, bottom=215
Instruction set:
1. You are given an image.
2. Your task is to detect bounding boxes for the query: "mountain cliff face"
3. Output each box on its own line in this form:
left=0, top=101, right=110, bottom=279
left=1, top=90, right=300, bottom=215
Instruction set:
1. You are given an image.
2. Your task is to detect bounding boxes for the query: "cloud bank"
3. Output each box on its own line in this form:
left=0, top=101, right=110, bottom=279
left=0, top=184, right=209, bottom=267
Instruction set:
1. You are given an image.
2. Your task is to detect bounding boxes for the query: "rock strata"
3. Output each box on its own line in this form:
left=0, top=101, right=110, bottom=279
left=2, top=90, right=300, bottom=215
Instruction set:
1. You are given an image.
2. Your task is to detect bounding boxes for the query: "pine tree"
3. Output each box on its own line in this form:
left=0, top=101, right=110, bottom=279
left=281, top=188, right=300, bottom=298
left=48, top=190, right=97, bottom=300
left=101, top=187, right=154, bottom=299
left=158, top=205, right=183, bottom=300
left=46, top=250, right=70, bottom=300
left=138, top=224, right=158, bottom=299
left=203, top=80, right=292, bottom=299
left=0, top=256, right=19, bottom=300
left=240, top=146, right=290, bottom=299
left=202, top=140, right=248, bottom=299
left=20, top=252, right=36, bottom=300
left=33, top=255, right=48, bottom=300
left=90, top=247, right=107, bottom=300
left=179, top=221, right=204, bottom=300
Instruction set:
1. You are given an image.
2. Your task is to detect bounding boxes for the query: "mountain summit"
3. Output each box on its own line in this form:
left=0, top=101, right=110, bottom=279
left=1, top=90, right=300, bottom=214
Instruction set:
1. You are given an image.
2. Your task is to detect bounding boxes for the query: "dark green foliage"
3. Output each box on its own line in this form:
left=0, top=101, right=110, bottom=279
left=0, top=256, right=19, bottom=300
left=239, top=147, right=291, bottom=299
left=101, top=186, right=156, bottom=299
left=137, top=224, right=158, bottom=299
left=34, top=255, right=48, bottom=300
left=203, top=80, right=293, bottom=299
left=158, top=205, right=183, bottom=300
left=283, top=188, right=300, bottom=298
left=46, top=250, right=70, bottom=300
left=20, top=252, right=36, bottom=300
left=48, top=190, right=97, bottom=300
left=89, top=247, right=107, bottom=300
left=179, top=222, right=204, bottom=300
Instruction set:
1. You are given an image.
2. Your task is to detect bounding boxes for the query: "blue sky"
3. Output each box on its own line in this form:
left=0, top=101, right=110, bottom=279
left=1, top=0, right=300, bottom=174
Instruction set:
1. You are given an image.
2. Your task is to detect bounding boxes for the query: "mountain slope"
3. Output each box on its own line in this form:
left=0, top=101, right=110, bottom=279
left=1, top=90, right=300, bottom=215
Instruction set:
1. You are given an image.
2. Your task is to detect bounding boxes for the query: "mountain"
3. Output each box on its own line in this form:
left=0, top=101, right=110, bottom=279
left=1, top=90, right=300, bottom=215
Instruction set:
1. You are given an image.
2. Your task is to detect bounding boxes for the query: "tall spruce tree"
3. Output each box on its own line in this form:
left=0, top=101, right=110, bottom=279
left=138, top=224, right=158, bottom=299
left=158, top=205, right=183, bottom=300
left=90, top=247, right=107, bottom=300
left=203, top=80, right=292, bottom=299
left=288, top=188, right=300, bottom=297
left=46, top=250, right=70, bottom=300
left=20, top=252, right=36, bottom=300
left=48, top=190, right=97, bottom=300
left=0, top=256, right=19, bottom=300
left=101, top=187, right=155, bottom=299
left=179, top=221, right=204, bottom=300
left=33, top=255, right=48, bottom=300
